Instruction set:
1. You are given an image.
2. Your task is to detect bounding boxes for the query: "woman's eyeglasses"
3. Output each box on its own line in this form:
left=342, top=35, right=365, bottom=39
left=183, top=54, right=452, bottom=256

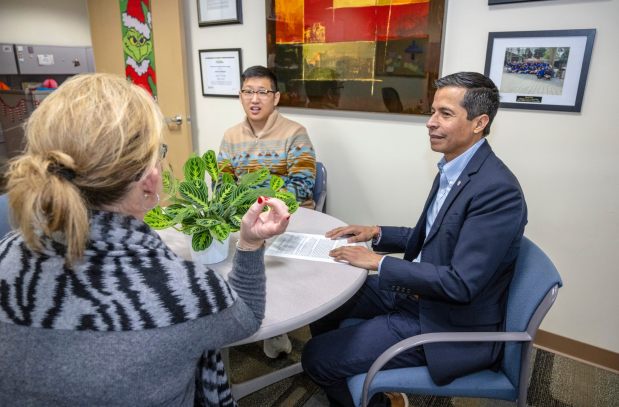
left=240, top=89, right=277, bottom=99
left=160, top=143, right=168, bottom=160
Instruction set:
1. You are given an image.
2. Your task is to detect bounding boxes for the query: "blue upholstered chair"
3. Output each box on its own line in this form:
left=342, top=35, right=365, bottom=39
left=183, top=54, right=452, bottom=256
left=0, top=193, right=11, bottom=239
left=313, top=162, right=327, bottom=213
left=346, top=236, right=562, bottom=407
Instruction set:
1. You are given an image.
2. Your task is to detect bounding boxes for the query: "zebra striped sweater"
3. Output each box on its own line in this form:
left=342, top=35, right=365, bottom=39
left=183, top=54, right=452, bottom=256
left=0, top=210, right=266, bottom=406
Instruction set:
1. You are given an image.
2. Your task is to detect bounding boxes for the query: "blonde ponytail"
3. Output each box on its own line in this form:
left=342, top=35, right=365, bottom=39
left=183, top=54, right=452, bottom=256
left=8, top=152, right=89, bottom=261
left=5, top=73, right=164, bottom=265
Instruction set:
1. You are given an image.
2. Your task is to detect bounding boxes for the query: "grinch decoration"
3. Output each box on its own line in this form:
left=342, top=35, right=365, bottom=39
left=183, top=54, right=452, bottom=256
left=120, top=0, right=157, bottom=98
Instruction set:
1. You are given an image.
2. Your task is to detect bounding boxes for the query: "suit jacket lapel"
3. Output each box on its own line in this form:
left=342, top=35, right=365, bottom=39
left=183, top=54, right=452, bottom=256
left=424, top=141, right=493, bottom=244
left=404, top=172, right=441, bottom=261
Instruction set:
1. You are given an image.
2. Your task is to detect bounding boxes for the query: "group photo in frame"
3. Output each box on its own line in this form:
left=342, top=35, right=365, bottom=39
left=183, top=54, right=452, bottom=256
left=197, top=0, right=242, bottom=27
left=266, top=0, right=446, bottom=115
left=484, top=29, right=596, bottom=112
left=198, top=48, right=242, bottom=97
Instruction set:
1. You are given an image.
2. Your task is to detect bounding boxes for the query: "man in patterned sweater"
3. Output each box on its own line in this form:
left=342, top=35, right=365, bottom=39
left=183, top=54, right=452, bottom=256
left=218, top=65, right=316, bottom=209
left=218, top=65, right=316, bottom=358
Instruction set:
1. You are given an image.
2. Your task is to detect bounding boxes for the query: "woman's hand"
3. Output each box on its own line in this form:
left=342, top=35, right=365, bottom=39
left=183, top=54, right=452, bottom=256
left=325, top=225, right=380, bottom=243
left=238, top=197, right=290, bottom=250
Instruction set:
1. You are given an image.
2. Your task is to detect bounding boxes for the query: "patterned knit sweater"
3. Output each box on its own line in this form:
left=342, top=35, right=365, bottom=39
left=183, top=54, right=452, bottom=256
left=0, top=210, right=266, bottom=406
left=218, top=110, right=316, bottom=208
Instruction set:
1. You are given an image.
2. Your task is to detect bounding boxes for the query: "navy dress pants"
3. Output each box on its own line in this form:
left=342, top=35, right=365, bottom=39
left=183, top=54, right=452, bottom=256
left=301, top=275, right=427, bottom=407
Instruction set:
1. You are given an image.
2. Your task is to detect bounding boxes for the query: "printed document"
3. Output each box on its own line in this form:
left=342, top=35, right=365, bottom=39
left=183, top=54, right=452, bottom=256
left=266, top=232, right=366, bottom=263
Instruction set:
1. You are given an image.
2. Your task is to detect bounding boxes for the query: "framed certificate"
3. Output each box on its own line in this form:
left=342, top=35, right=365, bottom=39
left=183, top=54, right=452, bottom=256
left=198, top=48, right=243, bottom=97
left=197, top=0, right=242, bottom=27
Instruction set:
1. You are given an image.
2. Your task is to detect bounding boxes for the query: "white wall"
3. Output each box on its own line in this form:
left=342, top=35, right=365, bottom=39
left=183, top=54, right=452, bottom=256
left=0, top=0, right=91, bottom=46
left=186, top=0, right=619, bottom=353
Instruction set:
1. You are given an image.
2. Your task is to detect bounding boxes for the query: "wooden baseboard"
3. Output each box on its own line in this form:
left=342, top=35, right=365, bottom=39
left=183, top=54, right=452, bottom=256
left=534, top=329, right=619, bottom=373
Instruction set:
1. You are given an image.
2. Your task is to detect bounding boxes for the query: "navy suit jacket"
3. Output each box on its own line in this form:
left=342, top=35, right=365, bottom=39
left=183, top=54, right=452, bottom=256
left=373, top=141, right=527, bottom=385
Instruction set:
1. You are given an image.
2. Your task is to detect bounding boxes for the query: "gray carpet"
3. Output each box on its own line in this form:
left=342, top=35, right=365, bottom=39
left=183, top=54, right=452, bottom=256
left=229, top=326, right=319, bottom=407
left=229, top=327, right=619, bottom=407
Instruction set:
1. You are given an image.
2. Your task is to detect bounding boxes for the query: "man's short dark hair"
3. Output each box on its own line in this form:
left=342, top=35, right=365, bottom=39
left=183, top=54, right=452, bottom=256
left=435, top=72, right=499, bottom=136
left=241, top=65, right=278, bottom=92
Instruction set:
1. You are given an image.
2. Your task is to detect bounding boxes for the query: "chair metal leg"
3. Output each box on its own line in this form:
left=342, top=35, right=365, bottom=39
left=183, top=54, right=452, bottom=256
left=230, top=362, right=304, bottom=399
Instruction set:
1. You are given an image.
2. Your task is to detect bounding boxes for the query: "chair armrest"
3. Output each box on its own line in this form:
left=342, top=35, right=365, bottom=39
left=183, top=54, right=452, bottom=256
left=361, top=331, right=531, bottom=406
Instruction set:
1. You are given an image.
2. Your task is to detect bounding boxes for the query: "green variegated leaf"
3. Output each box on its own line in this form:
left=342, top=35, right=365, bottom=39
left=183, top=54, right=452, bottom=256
left=236, top=204, right=251, bottom=217
left=212, top=223, right=231, bottom=242
left=168, top=196, right=189, bottom=205
left=276, top=191, right=299, bottom=214
left=144, top=206, right=176, bottom=229
left=164, top=203, right=188, bottom=217
left=183, top=225, right=208, bottom=235
left=162, top=170, right=178, bottom=195
left=209, top=202, right=225, bottom=216
left=252, top=187, right=276, bottom=198
left=239, top=167, right=270, bottom=187
left=179, top=180, right=209, bottom=208
left=216, top=183, right=236, bottom=204
left=229, top=187, right=254, bottom=207
left=221, top=172, right=235, bottom=184
left=179, top=224, right=196, bottom=235
left=286, top=199, right=299, bottom=214
left=256, top=187, right=276, bottom=195
left=195, top=218, right=221, bottom=228
left=163, top=204, right=184, bottom=216
left=270, top=175, right=285, bottom=191
left=164, top=205, right=194, bottom=224
left=192, top=230, right=212, bottom=251
left=183, top=155, right=206, bottom=182
left=229, top=214, right=242, bottom=229
left=202, top=150, right=219, bottom=181
left=222, top=204, right=236, bottom=219
left=191, top=179, right=208, bottom=194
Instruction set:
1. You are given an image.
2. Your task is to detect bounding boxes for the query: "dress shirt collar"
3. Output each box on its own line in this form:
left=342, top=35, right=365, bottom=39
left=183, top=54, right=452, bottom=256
left=438, top=138, right=486, bottom=184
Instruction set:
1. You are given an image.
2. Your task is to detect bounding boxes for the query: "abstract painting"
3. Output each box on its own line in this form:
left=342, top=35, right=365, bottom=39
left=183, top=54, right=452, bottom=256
left=266, top=0, right=446, bottom=114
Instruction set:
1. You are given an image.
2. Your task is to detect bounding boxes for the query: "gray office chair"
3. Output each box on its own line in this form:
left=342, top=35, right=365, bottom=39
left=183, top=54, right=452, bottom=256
left=346, top=236, right=562, bottom=407
left=314, top=162, right=327, bottom=213
left=0, top=193, right=11, bottom=239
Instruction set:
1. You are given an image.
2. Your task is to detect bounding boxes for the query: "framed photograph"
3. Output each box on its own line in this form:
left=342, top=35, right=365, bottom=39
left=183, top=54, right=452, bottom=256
left=266, top=0, right=446, bottom=115
left=198, top=48, right=242, bottom=97
left=197, top=0, right=242, bottom=27
left=484, top=29, right=596, bottom=112
left=489, top=0, right=551, bottom=4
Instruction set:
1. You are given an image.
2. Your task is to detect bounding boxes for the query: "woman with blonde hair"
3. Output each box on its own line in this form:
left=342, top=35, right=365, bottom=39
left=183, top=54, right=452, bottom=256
left=0, top=73, right=289, bottom=406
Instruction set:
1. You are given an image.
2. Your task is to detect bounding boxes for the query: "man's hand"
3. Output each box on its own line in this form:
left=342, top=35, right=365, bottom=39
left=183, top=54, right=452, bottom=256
left=329, top=246, right=383, bottom=270
left=325, top=225, right=379, bottom=243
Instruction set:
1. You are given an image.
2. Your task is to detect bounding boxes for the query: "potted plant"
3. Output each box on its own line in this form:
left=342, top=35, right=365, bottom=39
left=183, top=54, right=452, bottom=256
left=144, top=150, right=298, bottom=263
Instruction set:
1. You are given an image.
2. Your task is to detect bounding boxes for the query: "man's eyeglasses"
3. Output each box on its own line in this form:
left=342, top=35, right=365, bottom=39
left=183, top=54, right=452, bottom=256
left=240, top=89, right=277, bottom=99
left=159, top=143, right=168, bottom=160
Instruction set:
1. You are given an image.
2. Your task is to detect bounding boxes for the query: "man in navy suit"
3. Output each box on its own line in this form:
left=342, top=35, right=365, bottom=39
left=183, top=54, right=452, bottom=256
left=301, top=72, right=527, bottom=407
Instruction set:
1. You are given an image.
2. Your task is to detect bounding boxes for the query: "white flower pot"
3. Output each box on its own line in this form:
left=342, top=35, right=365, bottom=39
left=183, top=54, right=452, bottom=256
left=190, top=236, right=230, bottom=265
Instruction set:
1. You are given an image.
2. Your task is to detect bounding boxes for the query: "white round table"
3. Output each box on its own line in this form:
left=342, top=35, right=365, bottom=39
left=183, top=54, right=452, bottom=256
left=158, top=207, right=367, bottom=398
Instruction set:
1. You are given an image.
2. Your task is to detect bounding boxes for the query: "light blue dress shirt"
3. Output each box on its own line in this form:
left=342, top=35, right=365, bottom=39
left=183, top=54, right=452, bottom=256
left=376, top=138, right=487, bottom=272
left=412, top=138, right=486, bottom=262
